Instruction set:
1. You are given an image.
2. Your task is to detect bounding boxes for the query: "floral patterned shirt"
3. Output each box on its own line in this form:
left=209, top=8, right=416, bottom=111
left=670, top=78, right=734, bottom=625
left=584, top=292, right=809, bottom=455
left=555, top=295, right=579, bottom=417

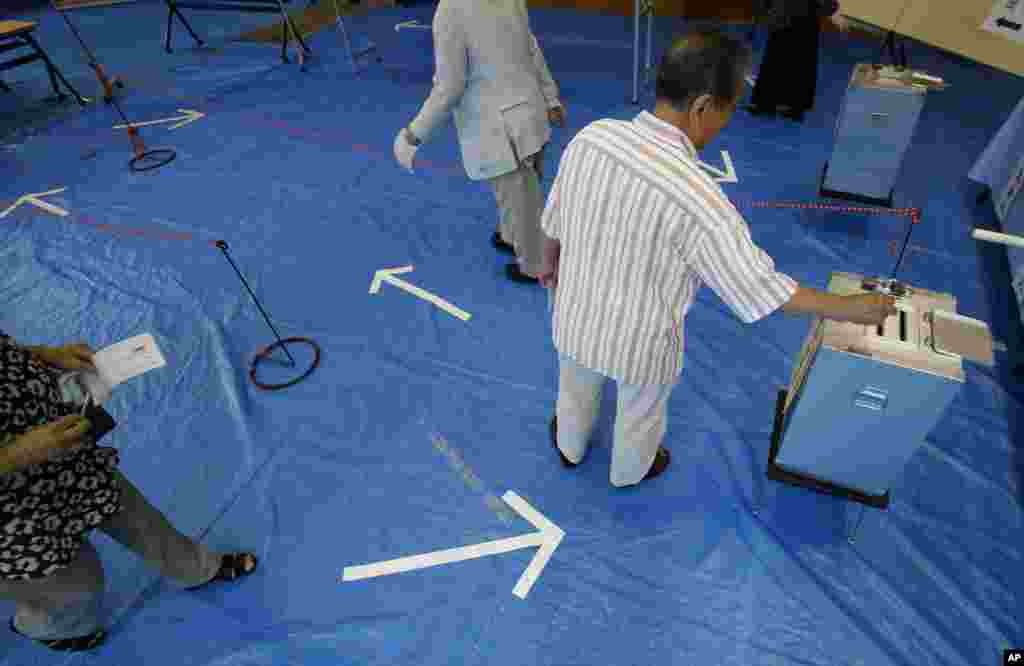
left=0, top=336, right=121, bottom=581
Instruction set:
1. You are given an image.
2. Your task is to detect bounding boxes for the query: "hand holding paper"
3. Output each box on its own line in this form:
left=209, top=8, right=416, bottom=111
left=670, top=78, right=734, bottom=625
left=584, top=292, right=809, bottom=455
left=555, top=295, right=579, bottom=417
left=79, top=334, right=167, bottom=404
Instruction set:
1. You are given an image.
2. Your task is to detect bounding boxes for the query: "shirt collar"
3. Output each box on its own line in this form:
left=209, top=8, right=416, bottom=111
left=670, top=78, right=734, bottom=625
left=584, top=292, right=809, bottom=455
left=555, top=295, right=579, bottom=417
left=633, top=111, right=698, bottom=161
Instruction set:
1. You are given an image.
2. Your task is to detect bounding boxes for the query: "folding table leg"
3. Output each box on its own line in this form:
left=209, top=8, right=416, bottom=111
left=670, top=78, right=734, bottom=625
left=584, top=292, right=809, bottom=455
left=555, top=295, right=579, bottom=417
left=43, top=61, right=66, bottom=100
left=334, top=9, right=359, bottom=74
left=165, top=0, right=205, bottom=53
left=290, top=21, right=312, bottom=55
left=278, top=0, right=312, bottom=55
left=332, top=0, right=378, bottom=73
left=280, top=20, right=290, bottom=63
left=165, top=2, right=175, bottom=52
left=23, top=34, right=87, bottom=106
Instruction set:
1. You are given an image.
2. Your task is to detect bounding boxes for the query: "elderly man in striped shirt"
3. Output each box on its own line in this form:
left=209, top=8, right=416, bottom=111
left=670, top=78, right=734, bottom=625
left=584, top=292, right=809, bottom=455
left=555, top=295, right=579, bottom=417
left=538, top=30, right=896, bottom=488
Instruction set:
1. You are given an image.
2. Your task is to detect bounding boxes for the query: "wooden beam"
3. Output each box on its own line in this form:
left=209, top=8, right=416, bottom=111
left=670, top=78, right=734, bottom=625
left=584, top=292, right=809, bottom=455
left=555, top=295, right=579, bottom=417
left=526, top=0, right=755, bottom=19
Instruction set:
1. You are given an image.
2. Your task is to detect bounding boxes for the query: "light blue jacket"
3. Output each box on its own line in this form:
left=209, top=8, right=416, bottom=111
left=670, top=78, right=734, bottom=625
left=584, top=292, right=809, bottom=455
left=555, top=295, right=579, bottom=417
left=408, top=0, right=562, bottom=181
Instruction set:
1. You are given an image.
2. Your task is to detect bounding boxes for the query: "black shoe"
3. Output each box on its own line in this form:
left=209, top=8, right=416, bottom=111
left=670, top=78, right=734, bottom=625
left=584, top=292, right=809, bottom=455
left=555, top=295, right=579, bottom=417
left=550, top=417, right=578, bottom=468
left=9, top=618, right=106, bottom=652
left=492, top=232, right=515, bottom=254
left=744, top=104, right=776, bottom=117
left=185, top=553, right=259, bottom=590
left=779, top=107, right=806, bottom=123
left=641, top=447, right=671, bottom=482
left=505, top=263, right=538, bottom=284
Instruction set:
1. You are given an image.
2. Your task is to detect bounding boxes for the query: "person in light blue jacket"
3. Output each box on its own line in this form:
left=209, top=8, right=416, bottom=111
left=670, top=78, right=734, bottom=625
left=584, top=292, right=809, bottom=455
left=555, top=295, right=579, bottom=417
left=393, top=0, right=565, bottom=283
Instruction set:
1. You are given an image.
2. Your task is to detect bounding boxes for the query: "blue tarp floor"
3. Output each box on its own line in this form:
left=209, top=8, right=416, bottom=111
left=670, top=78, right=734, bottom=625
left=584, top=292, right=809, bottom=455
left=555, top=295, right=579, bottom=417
left=0, top=2, right=1021, bottom=665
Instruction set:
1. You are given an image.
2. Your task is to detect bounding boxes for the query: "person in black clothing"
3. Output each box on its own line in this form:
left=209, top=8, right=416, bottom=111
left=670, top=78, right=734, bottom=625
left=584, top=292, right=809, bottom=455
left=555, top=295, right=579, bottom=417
left=746, top=0, right=849, bottom=122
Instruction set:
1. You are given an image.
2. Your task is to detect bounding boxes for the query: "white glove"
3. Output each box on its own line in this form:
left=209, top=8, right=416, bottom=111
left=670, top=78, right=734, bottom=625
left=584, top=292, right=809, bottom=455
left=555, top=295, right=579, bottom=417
left=393, top=128, right=419, bottom=173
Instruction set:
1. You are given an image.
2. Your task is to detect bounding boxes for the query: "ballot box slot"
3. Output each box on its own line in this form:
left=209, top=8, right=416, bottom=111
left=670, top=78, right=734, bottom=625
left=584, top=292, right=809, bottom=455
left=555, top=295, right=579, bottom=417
left=769, top=273, right=994, bottom=509
left=871, top=305, right=917, bottom=349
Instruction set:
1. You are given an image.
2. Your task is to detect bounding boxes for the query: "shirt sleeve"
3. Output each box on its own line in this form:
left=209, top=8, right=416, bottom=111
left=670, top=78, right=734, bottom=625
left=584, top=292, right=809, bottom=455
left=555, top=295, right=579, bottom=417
left=541, top=141, right=577, bottom=240
left=408, top=0, right=468, bottom=144
left=689, top=212, right=798, bottom=323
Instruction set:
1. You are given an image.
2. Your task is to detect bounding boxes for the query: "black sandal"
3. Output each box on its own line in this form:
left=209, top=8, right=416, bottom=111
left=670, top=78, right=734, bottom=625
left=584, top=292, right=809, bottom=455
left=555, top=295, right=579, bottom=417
left=505, top=263, right=539, bottom=284
left=186, top=552, right=259, bottom=590
left=9, top=618, right=106, bottom=652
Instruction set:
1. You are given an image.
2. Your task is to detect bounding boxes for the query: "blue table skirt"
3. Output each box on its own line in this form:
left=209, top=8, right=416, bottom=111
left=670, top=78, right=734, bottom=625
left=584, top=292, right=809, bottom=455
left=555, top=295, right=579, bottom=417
left=970, top=95, right=1024, bottom=327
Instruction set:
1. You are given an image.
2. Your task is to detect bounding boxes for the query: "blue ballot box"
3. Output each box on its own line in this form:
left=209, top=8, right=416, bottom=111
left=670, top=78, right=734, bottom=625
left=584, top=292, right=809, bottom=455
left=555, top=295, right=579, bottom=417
left=767, top=273, right=994, bottom=508
left=821, top=65, right=942, bottom=207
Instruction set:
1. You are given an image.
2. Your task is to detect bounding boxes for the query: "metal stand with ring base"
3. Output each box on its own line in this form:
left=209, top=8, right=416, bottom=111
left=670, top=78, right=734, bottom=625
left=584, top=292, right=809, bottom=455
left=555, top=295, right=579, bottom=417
left=216, top=241, right=321, bottom=391
left=128, top=127, right=176, bottom=172
left=49, top=0, right=125, bottom=104
left=50, top=0, right=176, bottom=172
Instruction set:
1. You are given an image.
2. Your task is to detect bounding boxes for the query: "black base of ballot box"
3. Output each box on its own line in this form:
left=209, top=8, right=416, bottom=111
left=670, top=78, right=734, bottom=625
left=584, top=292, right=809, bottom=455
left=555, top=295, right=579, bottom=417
left=767, top=388, right=891, bottom=510
left=818, top=162, right=895, bottom=209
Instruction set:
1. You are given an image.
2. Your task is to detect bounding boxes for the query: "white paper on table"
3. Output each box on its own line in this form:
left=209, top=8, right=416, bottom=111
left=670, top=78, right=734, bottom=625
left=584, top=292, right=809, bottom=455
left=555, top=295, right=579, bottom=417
left=80, top=334, right=167, bottom=403
left=982, top=0, right=1024, bottom=44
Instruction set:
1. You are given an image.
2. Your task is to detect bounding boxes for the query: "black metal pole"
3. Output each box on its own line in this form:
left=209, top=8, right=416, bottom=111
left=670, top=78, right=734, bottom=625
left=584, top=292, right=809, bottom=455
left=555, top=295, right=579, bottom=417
left=216, top=240, right=296, bottom=367
left=106, top=93, right=133, bottom=127
left=49, top=0, right=133, bottom=125
left=888, top=210, right=916, bottom=282
left=48, top=0, right=100, bottom=64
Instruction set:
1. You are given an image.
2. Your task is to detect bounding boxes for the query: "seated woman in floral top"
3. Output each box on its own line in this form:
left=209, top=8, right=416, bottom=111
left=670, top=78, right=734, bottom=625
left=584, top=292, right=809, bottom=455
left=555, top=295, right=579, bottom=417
left=0, top=330, right=258, bottom=652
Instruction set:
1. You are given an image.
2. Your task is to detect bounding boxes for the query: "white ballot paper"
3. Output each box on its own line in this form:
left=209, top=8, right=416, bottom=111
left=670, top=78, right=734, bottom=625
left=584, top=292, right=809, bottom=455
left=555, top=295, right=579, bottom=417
left=983, top=0, right=1024, bottom=44
left=80, top=334, right=167, bottom=403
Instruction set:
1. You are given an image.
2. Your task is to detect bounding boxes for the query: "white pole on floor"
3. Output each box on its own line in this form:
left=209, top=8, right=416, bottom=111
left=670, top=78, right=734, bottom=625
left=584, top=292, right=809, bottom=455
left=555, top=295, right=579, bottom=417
left=972, top=228, right=1024, bottom=249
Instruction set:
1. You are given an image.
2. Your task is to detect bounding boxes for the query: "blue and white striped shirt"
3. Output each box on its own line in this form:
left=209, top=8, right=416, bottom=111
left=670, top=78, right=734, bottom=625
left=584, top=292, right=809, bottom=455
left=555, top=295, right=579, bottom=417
left=541, top=111, right=798, bottom=385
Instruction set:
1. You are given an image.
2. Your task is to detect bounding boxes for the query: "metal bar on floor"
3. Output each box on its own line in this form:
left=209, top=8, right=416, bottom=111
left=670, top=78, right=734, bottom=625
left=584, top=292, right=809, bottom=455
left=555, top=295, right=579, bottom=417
left=632, top=0, right=640, bottom=103
left=632, top=0, right=655, bottom=104
left=332, top=0, right=377, bottom=75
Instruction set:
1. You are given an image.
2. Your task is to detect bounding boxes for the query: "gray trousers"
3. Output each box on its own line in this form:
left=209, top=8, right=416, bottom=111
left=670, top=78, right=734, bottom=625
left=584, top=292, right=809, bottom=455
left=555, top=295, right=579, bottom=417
left=0, top=471, right=221, bottom=641
left=489, top=147, right=546, bottom=276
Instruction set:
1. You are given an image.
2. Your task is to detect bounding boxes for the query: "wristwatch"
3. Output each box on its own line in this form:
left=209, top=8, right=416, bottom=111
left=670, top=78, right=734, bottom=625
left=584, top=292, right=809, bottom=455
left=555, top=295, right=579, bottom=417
left=404, top=127, right=422, bottom=146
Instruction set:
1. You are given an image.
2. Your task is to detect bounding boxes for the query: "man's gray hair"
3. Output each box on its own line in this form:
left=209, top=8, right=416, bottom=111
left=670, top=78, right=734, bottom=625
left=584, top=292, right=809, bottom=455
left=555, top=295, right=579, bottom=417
left=655, top=29, right=753, bottom=111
